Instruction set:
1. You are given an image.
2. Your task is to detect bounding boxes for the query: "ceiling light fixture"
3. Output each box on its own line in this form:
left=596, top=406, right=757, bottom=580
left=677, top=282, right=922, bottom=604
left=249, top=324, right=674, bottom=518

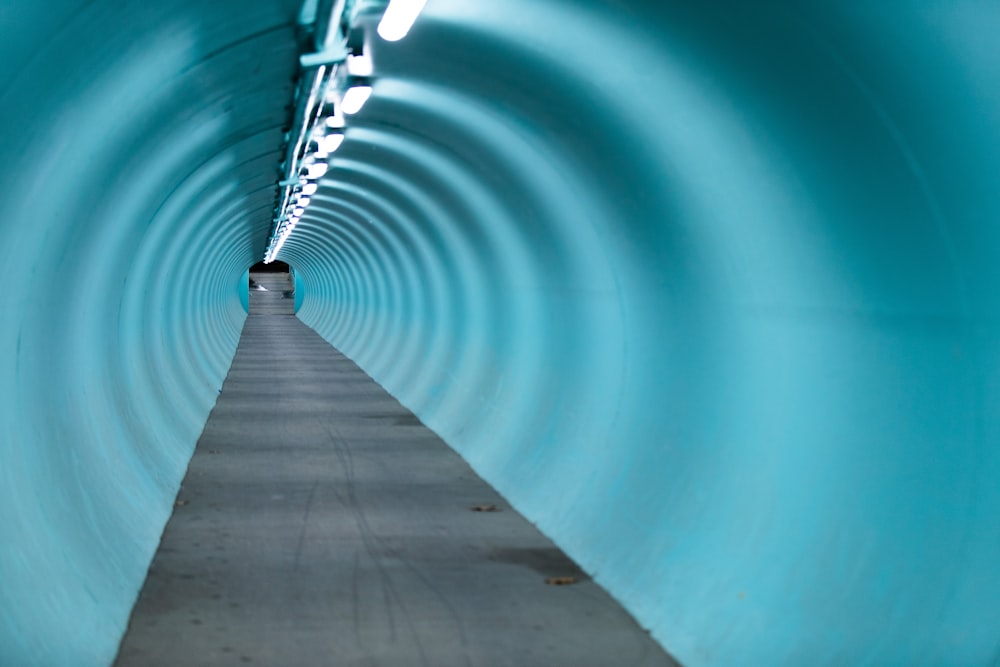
left=320, top=133, right=345, bottom=153
left=306, top=162, right=329, bottom=179
left=326, top=111, right=346, bottom=128
left=377, top=0, right=427, bottom=42
left=265, top=1, right=386, bottom=264
left=341, top=85, right=372, bottom=114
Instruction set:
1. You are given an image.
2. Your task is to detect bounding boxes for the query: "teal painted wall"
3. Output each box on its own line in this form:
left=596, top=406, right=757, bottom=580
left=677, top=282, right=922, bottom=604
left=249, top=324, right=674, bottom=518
left=287, top=2, right=1000, bottom=666
left=240, top=269, right=251, bottom=313
left=0, top=1, right=299, bottom=664
left=3, top=1, right=1000, bottom=666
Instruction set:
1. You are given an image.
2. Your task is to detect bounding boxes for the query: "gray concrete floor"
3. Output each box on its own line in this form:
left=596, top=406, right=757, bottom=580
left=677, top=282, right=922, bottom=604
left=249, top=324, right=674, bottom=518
left=114, top=273, right=679, bottom=667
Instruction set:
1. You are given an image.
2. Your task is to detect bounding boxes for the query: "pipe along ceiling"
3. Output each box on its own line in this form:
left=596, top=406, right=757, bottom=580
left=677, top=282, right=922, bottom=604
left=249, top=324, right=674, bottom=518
left=2, top=1, right=999, bottom=665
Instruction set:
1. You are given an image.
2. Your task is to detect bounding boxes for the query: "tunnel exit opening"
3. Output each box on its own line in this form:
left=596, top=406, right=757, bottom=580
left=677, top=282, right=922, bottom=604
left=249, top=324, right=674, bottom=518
left=248, top=261, right=295, bottom=315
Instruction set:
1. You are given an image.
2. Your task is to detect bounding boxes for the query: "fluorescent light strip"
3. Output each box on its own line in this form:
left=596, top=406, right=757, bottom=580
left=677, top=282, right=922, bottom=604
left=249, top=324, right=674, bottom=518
left=378, top=0, right=427, bottom=42
left=320, top=133, right=345, bottom=153
left=326, top=112, right=345, bottom=129
left=341, top=86, right=372, bottom=115
left=347, top=54, right=374, bottom=77
left=306, top=162, right=329, bottom=179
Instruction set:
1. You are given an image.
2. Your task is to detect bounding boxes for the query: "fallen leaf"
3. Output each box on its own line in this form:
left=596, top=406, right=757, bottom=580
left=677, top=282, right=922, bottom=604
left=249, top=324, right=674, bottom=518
left=545, top=576, right=577, bottom=586
left=470, top=504, right=500, bottom=512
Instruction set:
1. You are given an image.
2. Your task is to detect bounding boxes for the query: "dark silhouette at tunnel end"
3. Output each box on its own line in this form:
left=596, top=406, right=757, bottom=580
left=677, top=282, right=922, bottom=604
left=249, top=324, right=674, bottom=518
left=250, top=260, right=290, bottom=273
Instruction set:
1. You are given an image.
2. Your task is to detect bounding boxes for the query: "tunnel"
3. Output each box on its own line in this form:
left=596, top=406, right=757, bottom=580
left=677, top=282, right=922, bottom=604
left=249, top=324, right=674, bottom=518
left=2, top=1, right=1000, bottom=665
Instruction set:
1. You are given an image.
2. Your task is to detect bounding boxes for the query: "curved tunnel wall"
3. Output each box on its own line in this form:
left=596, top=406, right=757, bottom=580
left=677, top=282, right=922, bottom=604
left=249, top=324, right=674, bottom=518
left=0, top=1, right=300, bottom=663
left=288, top=2, right=1000, bottom=666
left=2, top=1, right=1000, bottom=665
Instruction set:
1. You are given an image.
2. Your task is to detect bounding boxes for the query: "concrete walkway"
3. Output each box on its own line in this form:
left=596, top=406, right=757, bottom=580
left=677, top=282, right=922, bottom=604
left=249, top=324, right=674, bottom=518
left=114, top=273, right=678, bottom=667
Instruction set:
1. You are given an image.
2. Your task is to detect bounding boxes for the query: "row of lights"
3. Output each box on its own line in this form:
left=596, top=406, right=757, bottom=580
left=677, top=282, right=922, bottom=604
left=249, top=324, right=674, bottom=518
left=263, top=0, right=427, bottom=263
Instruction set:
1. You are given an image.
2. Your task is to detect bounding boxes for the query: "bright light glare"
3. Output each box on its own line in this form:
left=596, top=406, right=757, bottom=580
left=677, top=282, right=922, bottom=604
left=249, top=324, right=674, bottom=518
left=321, top=133, right=345, bottom=153
left=302, top=183, right=318, bottom=195
left=377, top=0, right=427, bottom=42
left=326, top=112, right=345, bottom=129
left=341, top=86, right=372, bottom=115
left=306, top=162, right=329, bottom=179
left=293, top=207, right=305, bottom=216
left=348, top=54, right=374, bottom=77
left=298, top=197, right=311, bottom=207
